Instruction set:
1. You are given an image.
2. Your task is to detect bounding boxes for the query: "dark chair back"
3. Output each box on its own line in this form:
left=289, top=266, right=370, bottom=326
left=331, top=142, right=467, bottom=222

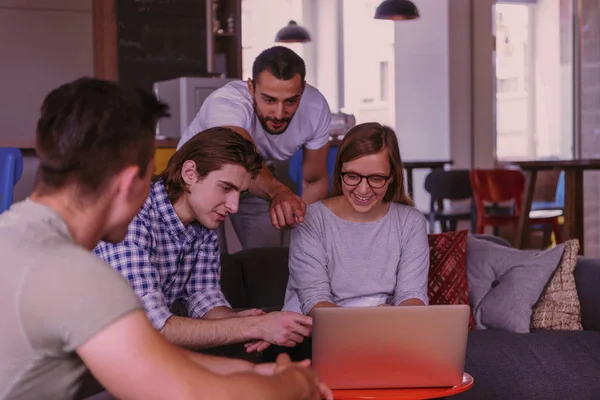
left=424, top=169, right=473, bottom=203
left=423, top=170, right=474, bottom=232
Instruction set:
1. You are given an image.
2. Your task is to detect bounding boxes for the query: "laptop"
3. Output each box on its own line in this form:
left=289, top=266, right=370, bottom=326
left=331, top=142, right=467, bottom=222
left=311, top=304, right=470, bottom=390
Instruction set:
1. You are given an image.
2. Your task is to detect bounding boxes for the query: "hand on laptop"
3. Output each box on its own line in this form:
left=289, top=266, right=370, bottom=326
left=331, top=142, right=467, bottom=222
left=251, top=311, right=312, bottom=349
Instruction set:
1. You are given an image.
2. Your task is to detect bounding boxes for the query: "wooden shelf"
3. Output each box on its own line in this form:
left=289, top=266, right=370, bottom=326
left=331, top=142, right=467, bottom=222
left=9, top=138, right=179, bottom=151
left=209, top=0, right=242, bottom=78
left=214, top=32, right=237, bottom=37
left=155, top=138, right=179, bottom=148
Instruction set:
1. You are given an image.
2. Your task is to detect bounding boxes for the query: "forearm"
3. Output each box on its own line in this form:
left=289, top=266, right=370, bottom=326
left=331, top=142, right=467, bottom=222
left=183, top=349, right=255, bottom=375
left=204, top=306, right=237, bottom=320
left=248, top=164, right=291, bottom=201
left=302, top=175, right=329, bottom=204
left=308, top=301, right=338, bottom=317
left=399, top=298, right=426, bottom=306
left=160, top=315, right=260, bottom=349
left=392, top=290, right=429, bottom=306
left=226, top=369, right=311, bottom=400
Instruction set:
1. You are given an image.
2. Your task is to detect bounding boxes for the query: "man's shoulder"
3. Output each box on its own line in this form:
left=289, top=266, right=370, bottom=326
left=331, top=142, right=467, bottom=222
left=299, top=84, right=329, bottom=112
left=202, top=80, right=251, bottom=109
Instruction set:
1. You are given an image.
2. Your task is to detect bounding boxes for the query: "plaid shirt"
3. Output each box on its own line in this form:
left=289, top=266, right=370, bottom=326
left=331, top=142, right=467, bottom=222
left=93, top=180, right=230, bottom=330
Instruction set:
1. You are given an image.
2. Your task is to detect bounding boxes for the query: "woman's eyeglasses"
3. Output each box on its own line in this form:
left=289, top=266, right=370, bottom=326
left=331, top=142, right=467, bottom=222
left=341, top=172, right=391, bottom=189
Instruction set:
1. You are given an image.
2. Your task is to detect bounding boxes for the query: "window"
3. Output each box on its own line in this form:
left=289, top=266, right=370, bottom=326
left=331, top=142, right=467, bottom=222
left=241, top=0, right=305, bottom=80
left=494, top=1, right=574, bottom=161
left=380, top=61, right=389, bottom=101
left=343, top=0, right=396, bottom=128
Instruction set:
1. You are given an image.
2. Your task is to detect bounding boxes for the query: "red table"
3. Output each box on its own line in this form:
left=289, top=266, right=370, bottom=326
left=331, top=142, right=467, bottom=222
left=331, top=373, right=474, bottom=400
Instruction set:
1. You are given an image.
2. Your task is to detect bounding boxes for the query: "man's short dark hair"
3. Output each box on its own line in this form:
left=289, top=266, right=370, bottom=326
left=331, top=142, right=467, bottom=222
left=251, top=46, right=306, bottom=84
left=34, top=77, right=169, bottom=198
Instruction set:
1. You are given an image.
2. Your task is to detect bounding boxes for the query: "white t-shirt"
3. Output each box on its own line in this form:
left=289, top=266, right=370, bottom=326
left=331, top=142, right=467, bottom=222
left=177, top=80, right=332, bottom=161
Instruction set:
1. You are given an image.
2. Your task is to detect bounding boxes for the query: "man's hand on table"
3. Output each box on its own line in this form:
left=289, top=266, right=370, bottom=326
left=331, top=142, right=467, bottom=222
left=270, top=190, right=306, bottom=229
left=245, top=311, right=312, bottom=352
left=235, top=308, right=266, bottom=317
left=255, top=353, right=333, bottom=400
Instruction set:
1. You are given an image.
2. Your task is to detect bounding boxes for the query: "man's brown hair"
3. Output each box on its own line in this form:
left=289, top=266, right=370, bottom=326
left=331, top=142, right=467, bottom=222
left=331, top=122, right=413, bottom=206
left=34, top=77, right=169, bottom=198
left=158, top=128, right=263, bottom=204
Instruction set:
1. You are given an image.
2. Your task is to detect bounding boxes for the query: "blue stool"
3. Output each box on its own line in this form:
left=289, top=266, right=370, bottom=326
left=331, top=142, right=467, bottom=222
left=288, top=147, right=338, bottom=197
left=531, top=171, right=565, bottom=211
left=0, top=148, right=24, bottom=213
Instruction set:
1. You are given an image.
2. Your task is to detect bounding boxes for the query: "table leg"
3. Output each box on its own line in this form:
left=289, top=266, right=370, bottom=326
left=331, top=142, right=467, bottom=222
left=563, top=169, right=584, bottom=254
left=515, top=170, right=537, bottom=249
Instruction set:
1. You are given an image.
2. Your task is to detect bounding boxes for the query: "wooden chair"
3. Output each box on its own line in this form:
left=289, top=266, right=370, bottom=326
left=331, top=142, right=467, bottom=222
left=469, top=169, right=562, bottom=246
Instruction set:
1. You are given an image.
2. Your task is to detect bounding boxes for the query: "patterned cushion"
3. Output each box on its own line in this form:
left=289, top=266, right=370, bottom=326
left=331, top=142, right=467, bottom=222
left=531, top=239, right=583, bottom=331
left=427, top=230, right=473, bottom=329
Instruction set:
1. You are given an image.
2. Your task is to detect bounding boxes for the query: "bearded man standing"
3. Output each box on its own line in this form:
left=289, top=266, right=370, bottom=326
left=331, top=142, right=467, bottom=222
left=178, top=46, right=332, bottom=250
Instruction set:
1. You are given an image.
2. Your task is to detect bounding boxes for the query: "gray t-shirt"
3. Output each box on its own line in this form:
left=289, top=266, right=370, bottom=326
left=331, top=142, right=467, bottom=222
left=284, top=201, right=430, bottom=315
left=0, top=199, right=142, bottom=400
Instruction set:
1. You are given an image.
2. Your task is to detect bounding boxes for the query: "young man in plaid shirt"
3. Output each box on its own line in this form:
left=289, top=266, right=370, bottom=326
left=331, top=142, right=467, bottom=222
left=94, top=128, right=312, bottom=353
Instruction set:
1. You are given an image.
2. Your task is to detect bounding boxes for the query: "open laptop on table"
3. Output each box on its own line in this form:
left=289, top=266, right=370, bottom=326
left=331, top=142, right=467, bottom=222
left=311, top=304, right=470, bottom=390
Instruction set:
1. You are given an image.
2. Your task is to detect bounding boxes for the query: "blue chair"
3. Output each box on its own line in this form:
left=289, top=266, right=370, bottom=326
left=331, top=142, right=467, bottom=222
left=288, top=147, right=338, bottom=197
left=531, top=171, right=565, bottom=211
left=0, top=148, right=24, bottom=213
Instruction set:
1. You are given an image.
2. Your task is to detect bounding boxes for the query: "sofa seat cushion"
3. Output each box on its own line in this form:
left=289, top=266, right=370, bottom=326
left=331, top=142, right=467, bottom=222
left=455, top=330, right=600, bottom=400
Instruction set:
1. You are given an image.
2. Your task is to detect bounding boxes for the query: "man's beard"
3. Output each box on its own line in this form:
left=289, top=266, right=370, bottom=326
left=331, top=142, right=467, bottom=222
left=253, top=100, right=292, bottom=135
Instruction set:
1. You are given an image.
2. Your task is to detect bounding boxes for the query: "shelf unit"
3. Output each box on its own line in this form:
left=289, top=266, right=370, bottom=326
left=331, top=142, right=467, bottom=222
left=206, top=0, right=242, bottom=79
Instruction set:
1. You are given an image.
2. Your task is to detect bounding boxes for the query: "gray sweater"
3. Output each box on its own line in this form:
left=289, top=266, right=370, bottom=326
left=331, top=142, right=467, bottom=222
left=283, top=201, right=430, bottom=315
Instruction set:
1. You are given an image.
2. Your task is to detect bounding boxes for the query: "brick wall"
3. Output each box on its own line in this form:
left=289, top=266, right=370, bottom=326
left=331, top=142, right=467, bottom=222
left=580, top=0, right=600, bottom=256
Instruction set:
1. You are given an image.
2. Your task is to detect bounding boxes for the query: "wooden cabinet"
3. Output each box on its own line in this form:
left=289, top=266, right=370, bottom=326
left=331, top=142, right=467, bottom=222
left=208, top=0, right=243, bottom=79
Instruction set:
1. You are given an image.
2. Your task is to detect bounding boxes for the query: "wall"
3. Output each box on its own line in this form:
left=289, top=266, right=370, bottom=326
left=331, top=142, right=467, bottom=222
left=580, top=0, right=600, bottom=256
left=393, top=0, right=477, bottom=210
left=0, top=0, right=93, bottom=200
left=534, top=0, right=568, bottom=159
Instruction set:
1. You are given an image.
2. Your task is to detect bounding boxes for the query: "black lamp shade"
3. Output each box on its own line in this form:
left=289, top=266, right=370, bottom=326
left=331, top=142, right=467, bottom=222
left=275, top=20, right=311, bottom=43
left=374, top=0, right=420, bottom=20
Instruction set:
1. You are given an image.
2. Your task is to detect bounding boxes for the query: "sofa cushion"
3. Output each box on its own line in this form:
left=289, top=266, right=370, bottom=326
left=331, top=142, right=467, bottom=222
left=232, top=247, right=290, bottom=310
left=455, top=330, right=600, bottom=400
left=575, top=256, right=600, bottom=331
left=532, top=239, right=582, bottom=331
left=467, top=236, right=565, bottom=333
left=427, top=230, right=473, bottom=329
left=220, top=252, right=248, bottom=309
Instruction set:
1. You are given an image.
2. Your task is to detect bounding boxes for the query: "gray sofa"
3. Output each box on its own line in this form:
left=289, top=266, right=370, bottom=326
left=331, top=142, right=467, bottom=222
left=220, top=236, right=600, bottom=400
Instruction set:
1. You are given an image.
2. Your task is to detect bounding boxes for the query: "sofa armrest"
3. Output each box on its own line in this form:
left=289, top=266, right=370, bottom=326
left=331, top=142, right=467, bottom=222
left=575, top=256, right=600, bottom=331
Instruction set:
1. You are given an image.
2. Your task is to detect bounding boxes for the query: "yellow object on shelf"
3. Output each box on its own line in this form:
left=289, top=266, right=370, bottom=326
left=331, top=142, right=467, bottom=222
left=154, top=147, right=176, bottom=175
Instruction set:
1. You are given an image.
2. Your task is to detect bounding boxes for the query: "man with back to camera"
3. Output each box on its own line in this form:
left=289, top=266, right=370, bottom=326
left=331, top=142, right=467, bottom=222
left=178, top=46, right=332, bottom=250
left=0, top=77, right=331, bottom=400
